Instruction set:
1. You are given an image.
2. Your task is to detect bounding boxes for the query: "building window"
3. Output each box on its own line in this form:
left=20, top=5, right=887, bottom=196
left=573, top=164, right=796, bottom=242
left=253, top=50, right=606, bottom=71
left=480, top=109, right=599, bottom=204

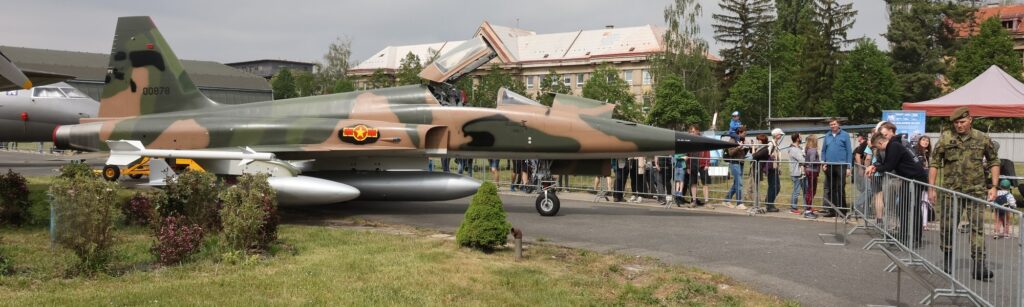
left=563, top=74, right=572, bottom=87
left=527, top=76, right=535, bottom=89
left=1003, top=20, right=1015, bottom=30
left=576, top=73, right=585, bottom=87
left=623, top=70, right=633, bottom=85
left=642, top=69, right=652, bottom=85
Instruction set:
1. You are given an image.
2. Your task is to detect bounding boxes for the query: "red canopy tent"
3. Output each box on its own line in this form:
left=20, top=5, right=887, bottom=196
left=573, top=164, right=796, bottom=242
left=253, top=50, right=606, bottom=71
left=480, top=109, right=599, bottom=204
left=902, top=65, right=1024, bottom=117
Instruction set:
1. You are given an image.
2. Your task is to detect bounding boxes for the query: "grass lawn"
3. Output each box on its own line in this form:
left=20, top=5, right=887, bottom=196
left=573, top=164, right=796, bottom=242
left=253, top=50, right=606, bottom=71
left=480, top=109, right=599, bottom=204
left=0, top=224, right=795, bottom=306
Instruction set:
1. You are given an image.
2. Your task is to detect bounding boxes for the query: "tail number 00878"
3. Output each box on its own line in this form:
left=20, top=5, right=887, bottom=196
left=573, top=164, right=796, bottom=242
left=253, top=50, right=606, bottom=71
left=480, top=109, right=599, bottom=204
left=142, top=86, right=171, bottom=96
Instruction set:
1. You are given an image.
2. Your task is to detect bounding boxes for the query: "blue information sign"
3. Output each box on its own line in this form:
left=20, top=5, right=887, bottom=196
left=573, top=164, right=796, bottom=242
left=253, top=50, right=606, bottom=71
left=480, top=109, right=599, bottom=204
left=882, top=110, right=927, bottom=137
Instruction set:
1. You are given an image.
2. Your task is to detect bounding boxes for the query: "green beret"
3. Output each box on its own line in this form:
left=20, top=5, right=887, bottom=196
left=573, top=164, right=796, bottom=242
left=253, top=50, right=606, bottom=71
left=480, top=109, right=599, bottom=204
left=949, top=107, right=970, bottom=121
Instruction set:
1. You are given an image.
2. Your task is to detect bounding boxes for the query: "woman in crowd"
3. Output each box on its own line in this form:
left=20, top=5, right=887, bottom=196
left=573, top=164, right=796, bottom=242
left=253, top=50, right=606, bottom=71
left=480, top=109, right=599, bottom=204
left=723, top=127, right=748, bottom=209
left=866, top=132, right=928, bottom=247
left=914, top=135, right=934, bottom=230
left=787, top=133, right=806, bottom=214
left=803, top=135, right=821, bottom=218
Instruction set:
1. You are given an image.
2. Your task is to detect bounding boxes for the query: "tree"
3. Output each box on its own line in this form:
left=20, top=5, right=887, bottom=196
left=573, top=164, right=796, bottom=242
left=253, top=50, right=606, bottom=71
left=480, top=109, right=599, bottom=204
left=455, top=182, right=511, bottom=251
left=886, top=0, right=970, bottom=102
left=776, top=0, right=816, bottom=36
left=723, top=32, right=805, bottom=129
left=366, top=69, right=394, bottom=89
left=294, top=72, right=318, bottom=97
left=331, top=79, right=355, bottom=93
left=320, top=37, right=352, bottom=85
left=395, top=52, right=424, bottom=86
left=473, top=64, right=525, bottom=108
left=647, top=75, right=708, bottom=130
left=949, top=17, right=1024, bottom=88
left=535, top=70, right=571, bottom=106
left=652, top=0, right=722, bottom=115
left=830, top=39, right=902, bottom=124
left=583, top=64, right=642, bottom=122
left=798, top=0, right=857, bottom=115
left=712, top=0, right=775, bottom=78
left=271, top=69, right=297, bottom=100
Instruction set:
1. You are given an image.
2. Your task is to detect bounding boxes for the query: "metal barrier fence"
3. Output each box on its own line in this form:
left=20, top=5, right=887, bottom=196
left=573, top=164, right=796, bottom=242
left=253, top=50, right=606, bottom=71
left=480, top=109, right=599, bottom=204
left=851, top=164, right=1023, bottom=306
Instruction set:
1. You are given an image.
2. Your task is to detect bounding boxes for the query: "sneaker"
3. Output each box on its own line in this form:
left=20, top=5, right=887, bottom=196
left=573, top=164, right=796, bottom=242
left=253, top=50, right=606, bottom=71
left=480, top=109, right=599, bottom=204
left=766, top=207, right=780, bottom=213
left=628, top=196, right=637, bottom=202
left=804, top=211, right=818, bottom=219
left=790, top=209, right=802, bottom=214
left=736, top=204, right=748, bottom=210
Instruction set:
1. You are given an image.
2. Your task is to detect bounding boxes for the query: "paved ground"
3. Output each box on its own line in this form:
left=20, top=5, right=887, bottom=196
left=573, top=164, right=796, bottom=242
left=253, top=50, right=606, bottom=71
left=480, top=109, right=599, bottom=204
left=2, top=150, right=988, bottom=306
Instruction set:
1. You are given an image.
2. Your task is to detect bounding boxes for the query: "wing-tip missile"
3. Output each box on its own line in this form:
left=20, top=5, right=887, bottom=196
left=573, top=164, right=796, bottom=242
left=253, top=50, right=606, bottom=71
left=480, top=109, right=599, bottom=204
left=104, top=140, right=275, bottom=166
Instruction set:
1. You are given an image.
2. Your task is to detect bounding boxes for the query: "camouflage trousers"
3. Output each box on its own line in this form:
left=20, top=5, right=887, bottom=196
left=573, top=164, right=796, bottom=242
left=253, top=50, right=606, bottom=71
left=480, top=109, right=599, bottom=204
left=939, top=197, right=987, bottom=260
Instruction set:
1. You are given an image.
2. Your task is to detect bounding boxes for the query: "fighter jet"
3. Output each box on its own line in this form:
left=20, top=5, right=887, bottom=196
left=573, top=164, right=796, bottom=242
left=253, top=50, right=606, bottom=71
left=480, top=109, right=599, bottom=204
left=0, top=82, right=99, bottom=142
left=0, top=49, right=76, bottom=91
left=54, top=16, right=734, bottom=213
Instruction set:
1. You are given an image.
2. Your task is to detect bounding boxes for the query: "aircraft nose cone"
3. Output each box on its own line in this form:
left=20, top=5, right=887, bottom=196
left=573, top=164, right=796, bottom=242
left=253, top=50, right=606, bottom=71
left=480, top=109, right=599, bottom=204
left=675, top=131, right=736, bottom=153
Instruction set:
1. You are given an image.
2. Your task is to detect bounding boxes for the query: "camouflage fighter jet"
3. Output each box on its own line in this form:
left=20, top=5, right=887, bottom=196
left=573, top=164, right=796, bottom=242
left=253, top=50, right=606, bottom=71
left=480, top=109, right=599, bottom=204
left=54, top=16, right=734, bottom=215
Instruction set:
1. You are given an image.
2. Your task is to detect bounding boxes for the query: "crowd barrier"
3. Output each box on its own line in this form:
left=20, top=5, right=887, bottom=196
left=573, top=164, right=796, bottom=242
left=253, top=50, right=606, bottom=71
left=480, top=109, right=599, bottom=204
left=851, top=164, right=1022, bottom=306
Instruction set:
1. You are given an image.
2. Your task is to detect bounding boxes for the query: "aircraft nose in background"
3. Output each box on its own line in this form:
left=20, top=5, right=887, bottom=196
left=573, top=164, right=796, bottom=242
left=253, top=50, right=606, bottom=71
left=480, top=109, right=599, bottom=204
left=674, top=131, right=736, bottom=153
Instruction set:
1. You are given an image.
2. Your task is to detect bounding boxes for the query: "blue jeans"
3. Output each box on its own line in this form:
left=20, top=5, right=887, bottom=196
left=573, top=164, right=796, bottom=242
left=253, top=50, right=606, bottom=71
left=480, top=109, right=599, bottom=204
left=725, top=162, right=743, bottom=202
left=790, top=176, right=805, bottom=210
left=765, top=168, right=780, bottom=205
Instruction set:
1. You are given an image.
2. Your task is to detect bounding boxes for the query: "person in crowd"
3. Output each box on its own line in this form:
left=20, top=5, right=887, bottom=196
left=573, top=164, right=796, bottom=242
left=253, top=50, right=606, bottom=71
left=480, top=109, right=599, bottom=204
left=613, top=158, right=628, bottom=202
left=803, top=135, right=821, bottom=219
left=929, top=106, right=999, bottom=280
left=728, top=111, right=743, bottom=143
left=673, top=152, right=687, bottom=206
left=511, top=160, right=521, bottom=191
left=687, top=125, right=711, bottom=207
left=821, top=117, right=852, bottom=218
left=489, top=159, right=500, bottom=183
left=993, top=179, right=1017, bottom=239
left=724, top=126, right=748, bottom=209
left=648, top=155, right=666, bottom=204
left=866, top=133, right=928, bottom=249
left=747, top=134, right=769, bottom=209
left=914, top=135, right=935, bottom=230
left=762, top=129, right=784, bottom=212
left=628, top=156, right=642, bottom=202
left=593, top=163, right=613, bottom=201
left=787, top=133, right=806, bottom=214
left=441, top=156, right=451, bottom=173
left=852, top=132, right=871, bottom=215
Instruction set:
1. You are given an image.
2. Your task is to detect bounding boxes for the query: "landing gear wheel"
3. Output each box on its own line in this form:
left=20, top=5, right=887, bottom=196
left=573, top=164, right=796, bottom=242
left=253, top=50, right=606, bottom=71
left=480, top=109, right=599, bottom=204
left=535, top=191, right=560, bottom=216
left=129, top=174, right=143, bottom=179
left=102, top=165, right=120, bottom=182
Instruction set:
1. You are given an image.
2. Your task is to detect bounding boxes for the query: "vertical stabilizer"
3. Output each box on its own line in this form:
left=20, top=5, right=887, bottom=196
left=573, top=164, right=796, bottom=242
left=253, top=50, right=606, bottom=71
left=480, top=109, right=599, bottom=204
left=99, top=16, right=217, bottom=118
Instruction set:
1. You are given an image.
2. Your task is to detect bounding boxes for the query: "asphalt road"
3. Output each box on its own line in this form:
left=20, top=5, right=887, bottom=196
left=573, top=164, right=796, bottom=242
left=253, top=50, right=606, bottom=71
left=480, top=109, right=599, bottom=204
left=0, top=150, right=981, bottom=306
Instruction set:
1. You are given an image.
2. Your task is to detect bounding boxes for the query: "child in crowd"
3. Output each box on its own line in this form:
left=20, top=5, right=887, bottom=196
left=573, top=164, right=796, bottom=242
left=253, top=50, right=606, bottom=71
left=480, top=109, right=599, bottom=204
left=993, top=179, right=1017, bottom=239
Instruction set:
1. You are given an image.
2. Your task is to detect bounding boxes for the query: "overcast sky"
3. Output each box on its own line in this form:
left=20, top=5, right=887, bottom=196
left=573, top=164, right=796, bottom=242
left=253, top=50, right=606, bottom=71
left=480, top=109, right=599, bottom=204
left=4, top=1, right=889, bottom=65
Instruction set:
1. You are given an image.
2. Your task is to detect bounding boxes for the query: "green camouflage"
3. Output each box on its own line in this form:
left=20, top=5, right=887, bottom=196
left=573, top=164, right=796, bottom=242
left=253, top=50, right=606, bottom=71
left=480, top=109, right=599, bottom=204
left=932, top=128, right=999, bottom=258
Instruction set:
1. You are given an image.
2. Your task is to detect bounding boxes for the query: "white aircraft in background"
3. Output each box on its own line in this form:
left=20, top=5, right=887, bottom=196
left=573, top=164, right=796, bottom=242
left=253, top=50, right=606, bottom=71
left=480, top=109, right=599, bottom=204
left=0, top=82, right=99, bottom=142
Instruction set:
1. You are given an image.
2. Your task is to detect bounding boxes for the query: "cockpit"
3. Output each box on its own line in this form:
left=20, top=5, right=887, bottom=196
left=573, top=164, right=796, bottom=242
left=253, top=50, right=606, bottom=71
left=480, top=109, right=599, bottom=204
left=419, top=36, right=499, bottom=107
left=32, top=86, right=90, bottom=99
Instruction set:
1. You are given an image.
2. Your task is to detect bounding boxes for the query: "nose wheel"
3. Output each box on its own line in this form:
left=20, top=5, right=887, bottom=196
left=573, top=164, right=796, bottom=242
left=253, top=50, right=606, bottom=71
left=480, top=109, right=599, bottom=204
left=535, top=189, right=560, bottom=216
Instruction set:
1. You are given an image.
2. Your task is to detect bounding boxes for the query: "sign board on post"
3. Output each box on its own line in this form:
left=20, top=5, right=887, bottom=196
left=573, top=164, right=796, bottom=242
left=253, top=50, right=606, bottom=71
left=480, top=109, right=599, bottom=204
left=882, top=110, right=927, bottom=137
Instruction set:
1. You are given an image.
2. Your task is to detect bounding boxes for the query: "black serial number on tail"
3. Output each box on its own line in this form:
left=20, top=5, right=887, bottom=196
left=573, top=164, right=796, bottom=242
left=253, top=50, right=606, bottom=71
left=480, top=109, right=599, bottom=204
left=142, top=86, right=171, bottom=96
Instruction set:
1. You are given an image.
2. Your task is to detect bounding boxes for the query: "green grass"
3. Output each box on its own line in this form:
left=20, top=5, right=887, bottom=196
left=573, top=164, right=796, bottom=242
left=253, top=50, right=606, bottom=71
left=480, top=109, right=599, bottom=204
left=0, top=224, right=792, bottom=306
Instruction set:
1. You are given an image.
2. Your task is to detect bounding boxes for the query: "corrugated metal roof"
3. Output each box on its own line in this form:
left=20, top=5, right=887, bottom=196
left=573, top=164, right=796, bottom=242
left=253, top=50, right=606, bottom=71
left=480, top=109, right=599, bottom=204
left=0, top=46, right=270, bottom=91
left=352, top=22, right=674, bottom=72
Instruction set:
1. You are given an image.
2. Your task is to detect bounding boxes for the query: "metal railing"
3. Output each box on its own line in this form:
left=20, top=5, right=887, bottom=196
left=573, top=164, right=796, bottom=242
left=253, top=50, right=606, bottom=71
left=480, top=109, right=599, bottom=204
left=851, top=164, right=1023, bottom=306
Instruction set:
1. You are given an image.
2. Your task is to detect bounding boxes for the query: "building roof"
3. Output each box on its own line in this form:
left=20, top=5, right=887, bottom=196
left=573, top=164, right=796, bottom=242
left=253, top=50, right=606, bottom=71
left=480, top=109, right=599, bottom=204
left=0, top=46, right=271, bottom=91
left=352, top=22, right=713, bottom=74
left=957, top=4, right=1024, bottom=36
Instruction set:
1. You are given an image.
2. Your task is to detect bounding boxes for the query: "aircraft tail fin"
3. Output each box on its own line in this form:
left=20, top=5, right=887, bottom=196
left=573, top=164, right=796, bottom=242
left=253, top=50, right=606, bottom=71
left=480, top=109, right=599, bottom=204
left=99, top=16, right=218, bottom=118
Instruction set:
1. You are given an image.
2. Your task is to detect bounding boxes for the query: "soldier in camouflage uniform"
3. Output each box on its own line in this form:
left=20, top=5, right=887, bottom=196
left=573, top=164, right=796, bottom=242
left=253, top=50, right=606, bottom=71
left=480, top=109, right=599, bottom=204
left=929, top=106, right=1000, bottom=280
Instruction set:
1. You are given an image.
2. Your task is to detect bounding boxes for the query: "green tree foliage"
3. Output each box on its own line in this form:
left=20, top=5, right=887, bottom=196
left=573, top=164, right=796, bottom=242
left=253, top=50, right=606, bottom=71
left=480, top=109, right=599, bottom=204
left=59, top=162, right=94, bottom=179
left=271, top=69, right=297, bottom=100
left=50, top=176, right=121, bottom=274
left=320, top=37, right=352, bottom=84
left=776, top=0, right=816, bottom=36
left=0, top=170, right=29, bottom=225
left=652, top=0, right=722, bottom=114
left=367, top=69, right=394, bottom=89
left=949, top=17, right=1024, bottom=87
left=455, top=182, right=511, bottom=251
left=473, top=64, right=526, bottom=108
left=535, top=70, right=572, bottom=106
left=830, top=39, right=901, bottom=124
left=798, top=0, right=857, bottom=115
left=647, top=75, right=708, bottom=130
left=583, top=64, right=642, bottom=122
left=163, top=171, right=221, bottom=231
left=332, top=79, right=355, bottom=93
left=294, top=72, right=318, bottom=97
left=886, top=0, right=970, bottom=102
left=724, top=33, right=805, bottom=129
left=219, top=174, right=278, bottom=252
left=712, top=0, right=775, bottom=78
left=395, top=52, right=424, bottom=86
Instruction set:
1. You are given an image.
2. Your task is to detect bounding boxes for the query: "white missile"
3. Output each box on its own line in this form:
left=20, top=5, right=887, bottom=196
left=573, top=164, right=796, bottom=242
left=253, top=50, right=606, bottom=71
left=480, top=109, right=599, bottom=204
left=105, top=140, right=274, bottom=166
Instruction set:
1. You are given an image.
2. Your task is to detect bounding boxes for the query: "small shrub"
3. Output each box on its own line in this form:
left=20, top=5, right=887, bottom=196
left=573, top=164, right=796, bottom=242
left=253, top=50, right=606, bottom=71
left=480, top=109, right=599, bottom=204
left=0, top=238, right=12, bottom=276
left=0, top=170, right=30, bottom=225
left=26, top=186, right=51, bottom=226
left=49, top=176, right=121, bottom=274
left=219, top=174, right=278, bottom=252
left=152, top=215, right=204, bottom=265
left=122, top=191, right=161, bottom=226
left=58, top=162, right=94, bottom=179
left=163, top=171, right=220, bottom=231
left=456, top=181, right=511, bottom=251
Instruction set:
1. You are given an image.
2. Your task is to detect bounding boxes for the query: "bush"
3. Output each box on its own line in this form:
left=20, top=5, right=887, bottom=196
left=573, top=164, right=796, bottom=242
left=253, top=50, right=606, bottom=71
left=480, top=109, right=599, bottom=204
left=219, top=174, right=278, bottom=252
left=163, top=171, right=220, bottom=231
left=152, top=215, right=204, bottom=265
left=123, top=191, right=162, bottom=226
left=0, top=238, right=12, bottom=276
left=59, top=162, right=94, bottom=179
left=0, top=170, right=30, bottom=225
left=49, top=177, right=121, bottom=274
left=456, top=181, right=511, bottom=251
